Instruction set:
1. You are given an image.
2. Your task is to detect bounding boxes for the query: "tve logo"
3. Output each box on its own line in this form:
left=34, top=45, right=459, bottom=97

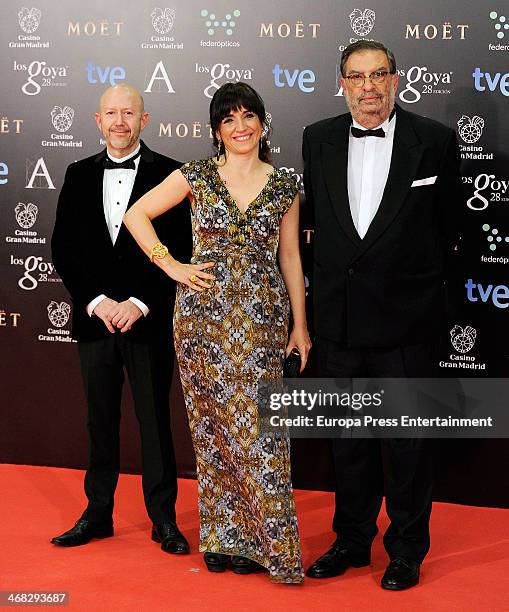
left=472, top=67, right=509, bottom=96
left=86, top=62, right=126, bottom=85
left=0, top=162, right=8, bottom=185
left=273, top=64, right=315, bottom=92
left=465, top=278, right=509, bottom=308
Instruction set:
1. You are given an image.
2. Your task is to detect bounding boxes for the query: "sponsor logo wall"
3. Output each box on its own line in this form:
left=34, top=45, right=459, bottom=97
left=1, top=1, right=508, bottom=465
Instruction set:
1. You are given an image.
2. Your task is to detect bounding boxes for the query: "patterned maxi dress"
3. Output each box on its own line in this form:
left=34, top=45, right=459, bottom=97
left=174, top=158, right=303, bottom=583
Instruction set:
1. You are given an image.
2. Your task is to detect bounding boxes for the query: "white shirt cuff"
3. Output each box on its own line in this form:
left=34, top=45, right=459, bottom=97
left=87, top=294, right=107, bottom=317
left=129, top=297, right=149, bottom=317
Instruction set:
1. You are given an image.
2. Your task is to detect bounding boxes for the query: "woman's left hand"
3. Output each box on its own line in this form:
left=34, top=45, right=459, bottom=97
left=285, top=325, right=312, bottom=373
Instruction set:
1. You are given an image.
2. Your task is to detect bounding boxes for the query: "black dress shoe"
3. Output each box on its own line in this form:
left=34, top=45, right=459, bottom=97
left=152, top=522, right=189, bottom=554
left=204, top=552, right=230, bottom=573
left=306, top=541, right=370, bottom=579
left=51, top=519, right=113, bottom=547
left=231, top=555, right=267, bottom=575
left=381, top=557, right=420, bottom=590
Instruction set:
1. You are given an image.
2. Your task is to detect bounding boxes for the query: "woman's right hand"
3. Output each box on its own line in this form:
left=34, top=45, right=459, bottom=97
left=163, top=260, right=215, bottom=291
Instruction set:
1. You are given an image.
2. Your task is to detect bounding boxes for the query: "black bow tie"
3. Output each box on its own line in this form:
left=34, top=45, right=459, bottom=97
left=103, top=150, right=141, bottom=170
left=351, top=126, right=385, bottom=138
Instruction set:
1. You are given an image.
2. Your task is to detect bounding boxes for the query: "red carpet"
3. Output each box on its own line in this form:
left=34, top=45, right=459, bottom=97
left=1, top=464, right=508, bottom=611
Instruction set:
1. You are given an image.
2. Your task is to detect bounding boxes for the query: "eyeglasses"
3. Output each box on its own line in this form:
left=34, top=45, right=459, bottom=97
left=344, top=70, right=392, bottom=87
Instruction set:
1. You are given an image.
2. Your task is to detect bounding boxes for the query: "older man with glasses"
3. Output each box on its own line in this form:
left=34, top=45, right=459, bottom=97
left=302, top=40, right=463, bottom=590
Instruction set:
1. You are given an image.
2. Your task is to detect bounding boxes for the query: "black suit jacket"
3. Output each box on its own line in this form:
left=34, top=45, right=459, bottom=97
left=51, top=141, right=191, bottom=342
left=303, top=106, right=463, bottom=348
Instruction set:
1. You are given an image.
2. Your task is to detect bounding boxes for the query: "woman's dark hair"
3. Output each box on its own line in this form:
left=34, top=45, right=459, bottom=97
left=209, top=82, right=271, bottom=163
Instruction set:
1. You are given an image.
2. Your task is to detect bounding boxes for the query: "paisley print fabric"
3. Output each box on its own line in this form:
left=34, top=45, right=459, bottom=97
left=174, top=158, right=303, bottom=583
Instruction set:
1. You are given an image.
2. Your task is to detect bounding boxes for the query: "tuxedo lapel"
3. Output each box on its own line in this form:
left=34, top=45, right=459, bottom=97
left=320, top=117, right=361, bottom=246
left=352, top=107, right=424, bottom=261
left=91, top=151, right=114, bottom=247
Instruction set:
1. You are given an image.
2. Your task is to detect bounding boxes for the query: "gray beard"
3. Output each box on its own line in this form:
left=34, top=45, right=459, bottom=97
left=345, top=85, right=396, bottom=128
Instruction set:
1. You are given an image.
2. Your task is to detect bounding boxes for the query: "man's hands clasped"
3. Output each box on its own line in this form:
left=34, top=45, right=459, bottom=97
left=93, top=298, right=143, bottom=333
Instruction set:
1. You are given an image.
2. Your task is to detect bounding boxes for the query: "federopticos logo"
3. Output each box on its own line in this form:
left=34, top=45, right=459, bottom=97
left=140, top=7, right=184, bottom=50
left=13, top=60, right=68, bottom=95
left=464, top=174, right=509, bottom=211
left=481, top=223, right=509, bottom=256
left=38, top=301, right=76, bottom=343
left=200, top=8, right=241, bottom=47
left=489, top=10, right=509, bottom=51
left=195, top=62, right=253, bottom=98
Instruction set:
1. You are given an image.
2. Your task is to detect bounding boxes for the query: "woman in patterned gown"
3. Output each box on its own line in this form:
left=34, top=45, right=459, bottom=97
left=124, top=82, right=311, bottom=583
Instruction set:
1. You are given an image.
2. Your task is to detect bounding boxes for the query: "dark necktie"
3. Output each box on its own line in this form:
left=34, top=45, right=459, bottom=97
left=103, top=150, right=141, bottom=170
left=351, top=126, right=385, bottom=138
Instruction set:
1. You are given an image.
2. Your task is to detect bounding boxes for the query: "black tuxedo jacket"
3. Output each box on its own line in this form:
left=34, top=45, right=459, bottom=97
left=303, top=106, right=463, bottom=348
left=51, top=141, right=191, bottom=342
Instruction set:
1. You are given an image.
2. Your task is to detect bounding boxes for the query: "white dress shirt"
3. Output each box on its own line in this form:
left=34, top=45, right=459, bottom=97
left=86, top=144, right=149, bottom=318
left=347, top=112, right=396, bottom=238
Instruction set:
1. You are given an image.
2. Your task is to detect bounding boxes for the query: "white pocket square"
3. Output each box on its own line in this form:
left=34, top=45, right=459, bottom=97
left=411, top=176, right=437, bottom=187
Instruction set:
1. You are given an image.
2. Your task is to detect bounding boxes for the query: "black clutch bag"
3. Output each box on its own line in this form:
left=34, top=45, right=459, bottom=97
left=283, top=349, right=301, bottom=378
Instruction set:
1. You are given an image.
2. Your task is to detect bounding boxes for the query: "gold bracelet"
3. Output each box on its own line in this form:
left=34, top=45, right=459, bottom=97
left=149, top=241, right=169, bottom=263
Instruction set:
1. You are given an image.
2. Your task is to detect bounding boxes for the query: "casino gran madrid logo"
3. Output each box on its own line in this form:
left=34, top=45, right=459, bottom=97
left=8, top=6, right=49, bottom=48
left=13, top=60, right=68, bottom=95
left=47, top=301, right=70, bottom=328
left=261, top=112, right=280, bottom=155
left=140, top=7, right=183, bottom=49
left=464, top=174, right=509, bottom=211
left=6, top=202, right=46, bottom=246
left=195, top=62, right=253, bottom=98
left=398, top=66, right=452, bottom=104
left=349, top=8, right=375, bottom=36
left=200, top=8, right=241, bottom=47
left=18, top=7, right=41, bottom=33
left=10, top=254, right=60, bottom=291
left=457, top=115, right=493, bottom=160
left=458, top=115, right=484, bottom=143
left=38, top=301, right=76, bottom=343
left=15, top=202, right=37, bottom=229
left=51, top=106, right=74, bottom=132
left=152, top=7, right=175, bottom=34
left=42, top=106, right=82, bottom=149
left=439, top=324, right=485, bottom=370
left=451, top=324, right=477, bottom=354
